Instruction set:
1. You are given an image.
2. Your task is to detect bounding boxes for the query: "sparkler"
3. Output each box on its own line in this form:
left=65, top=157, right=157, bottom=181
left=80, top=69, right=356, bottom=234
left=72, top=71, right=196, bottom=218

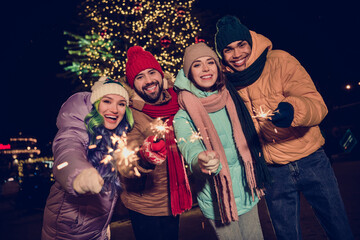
left=190, top=130, right=203, bottom=143
left=93, top=133, right=140, bottom=177
left=252, top=105, right=275, bottom=120
left=176, top=121, right=204, bottom=144
left=150, top=117, right=172, bottom=141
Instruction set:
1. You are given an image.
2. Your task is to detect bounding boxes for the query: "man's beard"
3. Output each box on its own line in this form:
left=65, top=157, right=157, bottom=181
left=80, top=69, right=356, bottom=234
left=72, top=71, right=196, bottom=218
left=134, top=81, right=163, bottom=103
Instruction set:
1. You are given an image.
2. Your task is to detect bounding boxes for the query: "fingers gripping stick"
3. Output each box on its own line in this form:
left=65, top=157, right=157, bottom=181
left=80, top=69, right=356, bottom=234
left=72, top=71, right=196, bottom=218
left=198, top=150, right=220, bottom=175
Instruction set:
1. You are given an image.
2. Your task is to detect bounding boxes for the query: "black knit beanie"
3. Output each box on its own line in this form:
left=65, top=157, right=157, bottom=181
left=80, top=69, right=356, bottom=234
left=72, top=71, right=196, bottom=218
left=215, top=15, right=252, bottom=59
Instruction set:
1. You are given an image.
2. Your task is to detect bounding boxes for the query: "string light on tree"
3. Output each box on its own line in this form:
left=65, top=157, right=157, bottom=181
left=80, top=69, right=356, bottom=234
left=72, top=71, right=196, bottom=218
left=62, top=0, right=203, bottom=89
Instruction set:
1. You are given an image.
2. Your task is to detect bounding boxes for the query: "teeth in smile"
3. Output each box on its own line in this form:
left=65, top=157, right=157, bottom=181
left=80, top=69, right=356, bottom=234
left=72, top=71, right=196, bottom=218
left=201, top=75, right=212, bottom=79
left=235, top=59, right=245, bottom=65
left=146, top=85, right=156, bottom=91
left=105, top=115, right=117, bottom=120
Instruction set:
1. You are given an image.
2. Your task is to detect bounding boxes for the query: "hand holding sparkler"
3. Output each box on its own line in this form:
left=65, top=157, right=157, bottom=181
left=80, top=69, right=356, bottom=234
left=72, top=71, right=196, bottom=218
left=73, top=168, right=104, bottom=194
left=139, top=136, right=167, bottom=165
left=270, top=102, right=294, bottom=128
left=198, top=150, right=220, bottom=175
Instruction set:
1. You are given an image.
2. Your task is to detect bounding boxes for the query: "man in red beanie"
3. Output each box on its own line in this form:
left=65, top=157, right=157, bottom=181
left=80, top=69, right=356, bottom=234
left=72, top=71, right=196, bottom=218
left=120, top=45, right=192, bottom=240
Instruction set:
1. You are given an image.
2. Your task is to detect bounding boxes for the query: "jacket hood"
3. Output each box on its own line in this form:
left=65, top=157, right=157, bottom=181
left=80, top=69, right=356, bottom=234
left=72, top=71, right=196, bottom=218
left=56, top=92, right=92, bottom=130
left=246, top=31, right=273, bottom=67
left=174, top=69, right=215, bottom=98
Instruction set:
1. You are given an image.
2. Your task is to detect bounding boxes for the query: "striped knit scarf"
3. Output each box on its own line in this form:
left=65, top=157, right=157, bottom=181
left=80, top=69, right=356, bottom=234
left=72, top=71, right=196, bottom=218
left=178, top=88, right=266, bottom=223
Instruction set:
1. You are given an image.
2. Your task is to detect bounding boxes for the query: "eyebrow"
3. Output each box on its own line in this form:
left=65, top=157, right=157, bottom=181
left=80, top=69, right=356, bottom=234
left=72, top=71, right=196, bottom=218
left=226, top=40, right=244, bottom=49
left=193, top=57, right=213, bottom=63
left=148, top=69, right=156, bottom=73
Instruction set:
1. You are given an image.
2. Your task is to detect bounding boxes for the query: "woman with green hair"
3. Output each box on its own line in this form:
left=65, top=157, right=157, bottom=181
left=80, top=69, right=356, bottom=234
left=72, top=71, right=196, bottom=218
left=42, top=76, right=135, bottom=240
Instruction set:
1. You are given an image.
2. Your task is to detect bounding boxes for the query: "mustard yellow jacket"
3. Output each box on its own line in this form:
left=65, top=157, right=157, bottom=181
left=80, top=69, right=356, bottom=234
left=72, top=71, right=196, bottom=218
left=237, top=31, right=328, bottom=164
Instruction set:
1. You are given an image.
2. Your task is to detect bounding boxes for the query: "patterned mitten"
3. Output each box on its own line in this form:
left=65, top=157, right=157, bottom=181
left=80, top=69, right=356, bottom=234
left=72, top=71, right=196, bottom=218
left=139, top=136, right=167, bottom=165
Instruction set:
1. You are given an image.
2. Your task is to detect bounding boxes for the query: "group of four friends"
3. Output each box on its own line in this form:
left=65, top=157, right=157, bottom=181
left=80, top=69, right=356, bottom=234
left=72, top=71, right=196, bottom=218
left=41, top=15, right=354, bottom=240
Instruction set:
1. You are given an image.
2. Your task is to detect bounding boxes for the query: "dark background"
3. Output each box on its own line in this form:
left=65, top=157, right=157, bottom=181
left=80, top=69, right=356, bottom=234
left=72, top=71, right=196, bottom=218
left=0, top=2, right=359, bottom=239
left=1, top=0, right=359, bottom=154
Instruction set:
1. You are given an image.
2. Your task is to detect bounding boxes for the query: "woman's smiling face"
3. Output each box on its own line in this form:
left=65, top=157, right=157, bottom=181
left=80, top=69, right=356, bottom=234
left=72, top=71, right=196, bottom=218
left=98, top=94, right=126, bottom=130
left=190, top=56, right=218, bottom=92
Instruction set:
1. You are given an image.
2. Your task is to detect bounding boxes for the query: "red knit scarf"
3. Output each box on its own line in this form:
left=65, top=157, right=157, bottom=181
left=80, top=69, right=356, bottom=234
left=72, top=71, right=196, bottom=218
left=142, top=88, right=192, bottom=215
left=142, top=88, right=180, bottom=118
left=178, top=88, right=264, bottom=223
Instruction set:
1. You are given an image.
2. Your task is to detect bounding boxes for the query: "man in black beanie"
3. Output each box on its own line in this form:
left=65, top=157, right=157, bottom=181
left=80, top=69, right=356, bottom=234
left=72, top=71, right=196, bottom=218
left=215, top=15, right=354, bottom=240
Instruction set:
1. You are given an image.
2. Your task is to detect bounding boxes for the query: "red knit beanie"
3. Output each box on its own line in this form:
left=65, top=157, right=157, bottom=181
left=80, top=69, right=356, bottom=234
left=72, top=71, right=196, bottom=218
left=126, top=46, right=164, bottom=88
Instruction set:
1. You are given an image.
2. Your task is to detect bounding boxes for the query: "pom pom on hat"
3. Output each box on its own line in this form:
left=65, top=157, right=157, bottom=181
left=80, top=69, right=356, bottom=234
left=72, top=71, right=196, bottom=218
left=183, top=43, right=220, bottom=78
left=126, top=46, right=164, bottom=88
left=90, top=76, right=129, bottom=105
left=215, top=15, right=252, bottom=58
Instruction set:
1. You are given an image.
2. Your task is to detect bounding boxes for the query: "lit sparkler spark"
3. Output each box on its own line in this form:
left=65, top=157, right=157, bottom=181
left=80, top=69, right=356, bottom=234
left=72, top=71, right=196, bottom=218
left=177, top=137, right=186, bottom=143
left=100, top=155, right=112, bottom=165
left=252, top=106, right=274, bottom=119
left=96, top=133, right=140, bottom=177
left=150, top=118, right=172, bottom=141
left=190, top=130, right=203, bottom=143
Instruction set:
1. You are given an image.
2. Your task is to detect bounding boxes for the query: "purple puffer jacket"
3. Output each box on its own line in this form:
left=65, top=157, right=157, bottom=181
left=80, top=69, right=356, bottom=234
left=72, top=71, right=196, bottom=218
left=42, top=92, right=118, bottom=240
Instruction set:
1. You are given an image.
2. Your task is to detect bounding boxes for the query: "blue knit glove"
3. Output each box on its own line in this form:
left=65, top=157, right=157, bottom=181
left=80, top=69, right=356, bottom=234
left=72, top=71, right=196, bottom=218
left=271, top=102, right=294, bottom=128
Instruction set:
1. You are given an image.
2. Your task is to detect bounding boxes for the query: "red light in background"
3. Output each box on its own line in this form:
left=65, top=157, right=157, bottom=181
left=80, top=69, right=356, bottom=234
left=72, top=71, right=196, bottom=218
left=0, top=144, right=11, bottom=150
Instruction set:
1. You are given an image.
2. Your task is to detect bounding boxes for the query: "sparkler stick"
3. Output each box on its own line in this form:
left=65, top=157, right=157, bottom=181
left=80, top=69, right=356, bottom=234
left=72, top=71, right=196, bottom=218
left=176, top=122, right=212, bottom=175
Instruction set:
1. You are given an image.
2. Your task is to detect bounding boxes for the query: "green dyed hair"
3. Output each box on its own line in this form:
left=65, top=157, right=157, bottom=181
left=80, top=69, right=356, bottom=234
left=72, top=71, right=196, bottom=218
left=84, top=100, right=104, bottom=144
left=125, top=106, right=134, bottom=129
left=85, top=99, right=134, bottom=144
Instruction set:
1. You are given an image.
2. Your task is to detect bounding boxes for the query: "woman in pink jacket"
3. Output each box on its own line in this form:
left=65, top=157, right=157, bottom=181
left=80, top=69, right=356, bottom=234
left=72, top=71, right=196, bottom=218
left=42, top=77, right=134, bottom=240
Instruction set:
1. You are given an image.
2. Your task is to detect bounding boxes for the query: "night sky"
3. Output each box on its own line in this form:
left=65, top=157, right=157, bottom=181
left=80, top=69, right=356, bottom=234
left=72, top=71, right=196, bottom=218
left=1, top=0, right=359, bottom=152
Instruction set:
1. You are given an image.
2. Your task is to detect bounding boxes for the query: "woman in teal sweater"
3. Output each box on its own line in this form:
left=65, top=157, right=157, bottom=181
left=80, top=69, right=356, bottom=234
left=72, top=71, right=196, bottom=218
left=174, top=43, right=269, bottom=239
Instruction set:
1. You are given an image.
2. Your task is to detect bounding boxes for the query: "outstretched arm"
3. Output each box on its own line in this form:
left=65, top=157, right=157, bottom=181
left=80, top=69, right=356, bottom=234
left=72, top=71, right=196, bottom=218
left=52, top=92, right=94, bottom=195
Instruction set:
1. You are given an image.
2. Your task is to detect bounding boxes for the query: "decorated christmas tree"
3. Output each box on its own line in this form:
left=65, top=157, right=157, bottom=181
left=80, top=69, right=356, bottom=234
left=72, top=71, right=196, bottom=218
left=61, top=0, right=204, bottom=88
